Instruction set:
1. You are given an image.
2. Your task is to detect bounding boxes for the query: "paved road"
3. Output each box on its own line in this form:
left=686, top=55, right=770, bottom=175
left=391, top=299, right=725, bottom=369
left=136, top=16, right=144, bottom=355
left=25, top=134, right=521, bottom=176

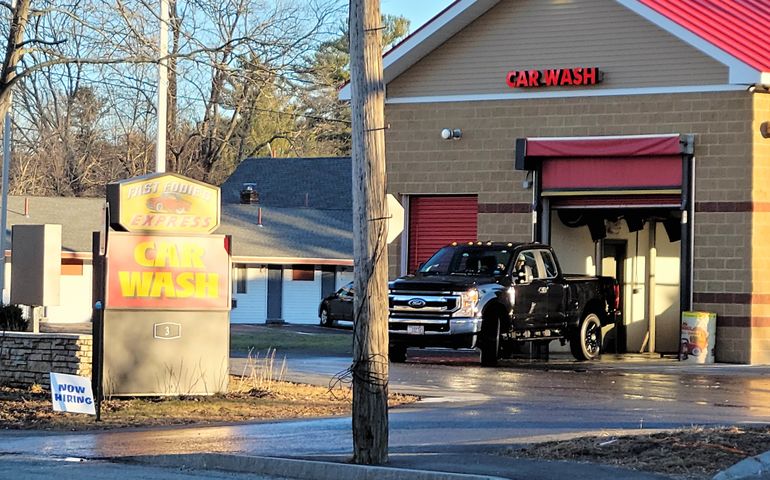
left=3, top=346, right=770, bottom=463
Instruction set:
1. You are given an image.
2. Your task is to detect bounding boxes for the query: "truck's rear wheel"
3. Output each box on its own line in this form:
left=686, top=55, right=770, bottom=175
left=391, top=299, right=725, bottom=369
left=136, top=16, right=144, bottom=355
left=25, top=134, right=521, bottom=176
left=570, top=313, right=602, bottom=361
left=389, top=345, right=407, bottom=363
left=479, top=317, right=500, bottom=367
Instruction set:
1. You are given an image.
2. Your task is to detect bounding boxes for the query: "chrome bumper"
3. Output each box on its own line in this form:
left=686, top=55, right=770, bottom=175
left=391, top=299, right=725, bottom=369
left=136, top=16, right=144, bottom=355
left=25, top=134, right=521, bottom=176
left=388, top=316, right=483, bottom=336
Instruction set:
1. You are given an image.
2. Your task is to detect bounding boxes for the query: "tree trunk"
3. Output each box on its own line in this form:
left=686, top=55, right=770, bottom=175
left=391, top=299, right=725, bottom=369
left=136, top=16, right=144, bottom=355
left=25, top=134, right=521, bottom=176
left=0, top=0, right=31, bottom=121
left=349, top=0, right=389, bottom=466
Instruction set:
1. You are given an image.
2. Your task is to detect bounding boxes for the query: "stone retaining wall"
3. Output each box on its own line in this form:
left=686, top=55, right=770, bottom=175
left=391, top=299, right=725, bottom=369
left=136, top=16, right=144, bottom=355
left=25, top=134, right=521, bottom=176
left=0, top=331, right=93, bottom=388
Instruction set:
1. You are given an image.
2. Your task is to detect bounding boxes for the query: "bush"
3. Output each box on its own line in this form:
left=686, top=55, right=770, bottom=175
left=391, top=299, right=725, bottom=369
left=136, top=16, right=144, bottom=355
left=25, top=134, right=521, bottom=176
left=0, top=304, right=26, bottom=331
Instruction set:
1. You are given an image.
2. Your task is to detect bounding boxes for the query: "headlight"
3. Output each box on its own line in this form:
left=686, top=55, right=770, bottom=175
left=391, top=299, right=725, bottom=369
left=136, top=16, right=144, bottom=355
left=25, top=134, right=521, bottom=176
left=457, top=288, right=479, bottom=317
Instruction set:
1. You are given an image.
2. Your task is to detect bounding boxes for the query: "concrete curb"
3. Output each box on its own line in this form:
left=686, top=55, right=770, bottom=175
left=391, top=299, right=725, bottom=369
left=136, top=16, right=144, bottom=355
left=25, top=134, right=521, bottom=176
left=123, top=453, right=509, bottom=480
left=713, top=451, right=770, bottom=480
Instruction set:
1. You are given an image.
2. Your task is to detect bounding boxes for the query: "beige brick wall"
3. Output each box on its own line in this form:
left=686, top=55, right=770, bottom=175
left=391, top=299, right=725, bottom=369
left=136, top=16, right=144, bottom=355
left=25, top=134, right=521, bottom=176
left=750, top=93, right=770, bottom=364
left=717, top=326, right=750, bottom=364
left=385, top=90, right=769, bottom=363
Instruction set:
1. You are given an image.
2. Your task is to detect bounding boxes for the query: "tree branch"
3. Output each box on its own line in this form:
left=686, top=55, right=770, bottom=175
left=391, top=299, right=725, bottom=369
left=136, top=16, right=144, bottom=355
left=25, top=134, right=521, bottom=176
left=17, top=38, right=67, bottom=49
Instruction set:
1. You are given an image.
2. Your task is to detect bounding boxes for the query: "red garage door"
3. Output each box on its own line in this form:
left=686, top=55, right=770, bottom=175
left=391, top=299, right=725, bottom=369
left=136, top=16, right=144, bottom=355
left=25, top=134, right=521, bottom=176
left=408, top=195, right=478, bottom=273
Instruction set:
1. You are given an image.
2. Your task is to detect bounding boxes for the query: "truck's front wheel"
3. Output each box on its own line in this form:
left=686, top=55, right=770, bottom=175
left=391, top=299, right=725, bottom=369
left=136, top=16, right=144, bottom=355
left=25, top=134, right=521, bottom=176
left=479, top=317, right=500, bottom=367
left=570, top=313, right=602, bottom=361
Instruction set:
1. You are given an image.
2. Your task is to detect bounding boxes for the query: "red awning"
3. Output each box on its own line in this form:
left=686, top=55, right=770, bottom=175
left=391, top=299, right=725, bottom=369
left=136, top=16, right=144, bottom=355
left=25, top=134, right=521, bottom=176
left=516, top=134, right=687, bottom=194
left=525, top=134, right=684, bottom=158
left=542, top=155, right=682, bottom=190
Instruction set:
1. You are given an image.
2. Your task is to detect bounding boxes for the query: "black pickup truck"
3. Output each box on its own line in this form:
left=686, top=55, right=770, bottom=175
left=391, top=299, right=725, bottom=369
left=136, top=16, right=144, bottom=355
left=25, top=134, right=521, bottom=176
left=388, top=242, right=619, bottom=365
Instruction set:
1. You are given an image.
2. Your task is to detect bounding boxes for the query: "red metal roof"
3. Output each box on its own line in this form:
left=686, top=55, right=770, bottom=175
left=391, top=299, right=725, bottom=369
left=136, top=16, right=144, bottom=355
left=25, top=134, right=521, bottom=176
left=638, top=0, right=770, bottom=71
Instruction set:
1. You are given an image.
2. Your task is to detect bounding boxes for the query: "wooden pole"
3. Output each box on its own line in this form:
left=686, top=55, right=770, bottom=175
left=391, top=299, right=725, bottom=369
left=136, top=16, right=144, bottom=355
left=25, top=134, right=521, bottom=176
left=349, top=0, right=389, bottom=465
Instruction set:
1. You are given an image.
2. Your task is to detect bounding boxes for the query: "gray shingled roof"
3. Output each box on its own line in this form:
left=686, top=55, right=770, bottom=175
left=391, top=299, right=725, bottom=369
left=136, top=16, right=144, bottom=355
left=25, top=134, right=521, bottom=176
left=4, top=196, right=353, bottom=260
left=6, top=196, right=105, bottom=253
left=222, top=205, right=352, bottom=259
left=220, top=157, right=352, bottom=209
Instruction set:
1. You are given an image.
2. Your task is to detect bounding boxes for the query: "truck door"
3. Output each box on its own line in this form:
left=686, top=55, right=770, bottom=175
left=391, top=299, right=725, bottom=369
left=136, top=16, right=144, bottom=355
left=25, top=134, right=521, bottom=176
left=512, top=250, right=547, bottom=328
left=538, top=249, right=567, bottom=327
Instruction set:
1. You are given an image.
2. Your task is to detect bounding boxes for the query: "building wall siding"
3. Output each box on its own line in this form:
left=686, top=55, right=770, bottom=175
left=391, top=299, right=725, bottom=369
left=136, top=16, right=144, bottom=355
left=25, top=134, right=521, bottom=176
left=45, top=263, right=93, bottom=324
left=388, top=0, right=728, bottom=98
left=231, top=266, right=268, bottom=324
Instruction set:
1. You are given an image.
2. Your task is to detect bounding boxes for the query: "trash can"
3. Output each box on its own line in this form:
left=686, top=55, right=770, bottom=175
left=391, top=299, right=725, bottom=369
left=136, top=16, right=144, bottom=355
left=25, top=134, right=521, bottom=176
left=680, top=311, right=716, bottom=364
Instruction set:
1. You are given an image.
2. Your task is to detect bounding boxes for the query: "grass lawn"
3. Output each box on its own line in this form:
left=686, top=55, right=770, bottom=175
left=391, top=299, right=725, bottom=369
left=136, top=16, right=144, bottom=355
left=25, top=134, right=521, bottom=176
left=230, top=325, right=353, bottom=357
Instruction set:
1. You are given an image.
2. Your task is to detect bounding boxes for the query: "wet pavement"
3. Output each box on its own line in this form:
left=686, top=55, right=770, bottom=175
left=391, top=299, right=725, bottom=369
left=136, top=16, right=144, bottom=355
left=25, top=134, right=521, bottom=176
left=4, top=347, right=770, bottom=462
left=5, top=323, right=770, bottom=479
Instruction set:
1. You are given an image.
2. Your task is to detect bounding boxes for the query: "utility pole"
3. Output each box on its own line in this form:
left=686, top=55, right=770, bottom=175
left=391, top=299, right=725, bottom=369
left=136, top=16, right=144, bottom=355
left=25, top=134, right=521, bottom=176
left=349, top=0, right=389, bottom=465
left=156, top=0, right=169, bottom=173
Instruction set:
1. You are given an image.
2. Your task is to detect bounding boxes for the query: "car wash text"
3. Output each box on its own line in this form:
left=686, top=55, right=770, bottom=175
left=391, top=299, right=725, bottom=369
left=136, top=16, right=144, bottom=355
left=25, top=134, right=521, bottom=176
left=506, top=67, right=603, bottom=88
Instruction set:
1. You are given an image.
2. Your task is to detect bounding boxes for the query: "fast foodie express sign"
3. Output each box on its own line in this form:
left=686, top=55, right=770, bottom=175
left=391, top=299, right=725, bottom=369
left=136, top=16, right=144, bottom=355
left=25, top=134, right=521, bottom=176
left=106, top=173, right=220, bottom=234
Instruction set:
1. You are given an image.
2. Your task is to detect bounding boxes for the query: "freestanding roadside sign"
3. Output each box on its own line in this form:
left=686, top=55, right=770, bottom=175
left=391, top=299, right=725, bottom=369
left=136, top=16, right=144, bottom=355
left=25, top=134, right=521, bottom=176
left=94, top=173, right=230, bottom=398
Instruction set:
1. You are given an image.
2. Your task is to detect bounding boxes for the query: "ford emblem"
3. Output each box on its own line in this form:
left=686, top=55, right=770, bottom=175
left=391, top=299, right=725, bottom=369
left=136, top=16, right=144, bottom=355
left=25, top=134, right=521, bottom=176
left=407, top=298, right=427, bottom=308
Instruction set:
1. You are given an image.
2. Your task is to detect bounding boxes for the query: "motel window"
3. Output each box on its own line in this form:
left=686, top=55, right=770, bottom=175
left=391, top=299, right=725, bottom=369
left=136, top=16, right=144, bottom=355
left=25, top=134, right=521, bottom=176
left=292, top=266, right=315, bottom=281
left=235, top=267, right=247, bottom=294
left=61, top=258, right=84, bottom=276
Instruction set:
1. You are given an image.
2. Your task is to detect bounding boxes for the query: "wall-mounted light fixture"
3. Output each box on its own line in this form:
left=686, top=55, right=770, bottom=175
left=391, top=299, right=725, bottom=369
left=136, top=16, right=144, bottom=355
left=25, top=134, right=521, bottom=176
left=761, top=121, right=770, bottom=139
left=440, top=128, right=462, bottom=140
left=522, top=170, right=533, bottom=189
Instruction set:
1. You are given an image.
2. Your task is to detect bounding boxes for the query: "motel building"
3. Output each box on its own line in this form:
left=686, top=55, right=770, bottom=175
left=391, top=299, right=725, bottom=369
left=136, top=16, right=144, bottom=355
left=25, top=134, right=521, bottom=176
left=341, top=0, right=770, bottom=363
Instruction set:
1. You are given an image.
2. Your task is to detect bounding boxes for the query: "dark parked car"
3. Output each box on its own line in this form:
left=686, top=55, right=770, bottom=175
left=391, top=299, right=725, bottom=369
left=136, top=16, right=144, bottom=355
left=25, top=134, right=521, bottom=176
left=319, top=282, right=355, bottom=327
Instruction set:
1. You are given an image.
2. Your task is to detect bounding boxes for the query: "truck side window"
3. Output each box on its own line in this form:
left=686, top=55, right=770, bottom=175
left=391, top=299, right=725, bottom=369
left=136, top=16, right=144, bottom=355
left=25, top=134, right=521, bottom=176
left=539, top=251, right=559, bottom=278
left=514, top=251, right=540, bottom=281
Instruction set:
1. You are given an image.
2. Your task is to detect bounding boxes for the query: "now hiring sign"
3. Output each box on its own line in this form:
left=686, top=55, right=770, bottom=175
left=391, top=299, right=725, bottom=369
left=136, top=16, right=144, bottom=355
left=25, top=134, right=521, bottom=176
left=49, top=372, right=96, bottom=415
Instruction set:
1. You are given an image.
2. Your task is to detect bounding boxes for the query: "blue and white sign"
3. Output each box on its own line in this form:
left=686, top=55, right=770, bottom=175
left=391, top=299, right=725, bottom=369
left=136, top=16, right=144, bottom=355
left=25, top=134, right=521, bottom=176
left=49, top=372, right=96, bottom=415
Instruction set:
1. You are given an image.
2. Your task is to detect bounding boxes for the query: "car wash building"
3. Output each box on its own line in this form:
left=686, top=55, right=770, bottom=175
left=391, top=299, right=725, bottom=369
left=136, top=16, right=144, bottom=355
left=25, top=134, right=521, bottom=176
left=341, top=0, right=770, bottom=363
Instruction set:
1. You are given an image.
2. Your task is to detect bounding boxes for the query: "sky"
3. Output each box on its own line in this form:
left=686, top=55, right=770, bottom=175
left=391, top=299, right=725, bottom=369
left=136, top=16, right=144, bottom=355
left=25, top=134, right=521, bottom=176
left=380, top=0, right=451, bottom=31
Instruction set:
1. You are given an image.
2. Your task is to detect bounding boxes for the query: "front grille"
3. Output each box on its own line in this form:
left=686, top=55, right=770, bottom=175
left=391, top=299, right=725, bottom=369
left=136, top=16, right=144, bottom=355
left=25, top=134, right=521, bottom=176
left=389, top=294, right=459, bottom=313
left=388, top=293, right=462, bottom=334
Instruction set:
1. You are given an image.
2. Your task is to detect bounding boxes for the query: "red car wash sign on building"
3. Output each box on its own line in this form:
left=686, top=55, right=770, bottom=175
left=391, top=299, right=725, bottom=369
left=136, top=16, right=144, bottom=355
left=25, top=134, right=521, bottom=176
left=506, top=67, right=603, bottom=89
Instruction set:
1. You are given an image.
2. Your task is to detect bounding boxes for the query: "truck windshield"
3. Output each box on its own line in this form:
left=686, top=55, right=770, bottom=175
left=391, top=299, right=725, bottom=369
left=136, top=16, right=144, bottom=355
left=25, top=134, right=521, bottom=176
left=418, top=246, right=513, bottom=276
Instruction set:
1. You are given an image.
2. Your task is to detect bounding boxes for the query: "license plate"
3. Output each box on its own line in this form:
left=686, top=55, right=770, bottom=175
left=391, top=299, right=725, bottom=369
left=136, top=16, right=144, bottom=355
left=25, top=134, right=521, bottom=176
left=407, top=325, right=424, bottom=335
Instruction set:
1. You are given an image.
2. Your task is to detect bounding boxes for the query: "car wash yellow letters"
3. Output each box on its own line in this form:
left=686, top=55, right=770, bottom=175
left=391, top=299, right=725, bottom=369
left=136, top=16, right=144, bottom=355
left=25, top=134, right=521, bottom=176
left=105, top=233, right=230, bottom=310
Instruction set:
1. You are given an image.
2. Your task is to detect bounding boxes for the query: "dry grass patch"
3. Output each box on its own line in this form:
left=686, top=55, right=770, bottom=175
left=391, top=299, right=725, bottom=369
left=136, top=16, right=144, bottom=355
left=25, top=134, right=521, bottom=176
left=0, top=377, right=416, bottom=431
left=0, top=348, right=415, bottom=431
left=508, top=426, right=770, bottom=479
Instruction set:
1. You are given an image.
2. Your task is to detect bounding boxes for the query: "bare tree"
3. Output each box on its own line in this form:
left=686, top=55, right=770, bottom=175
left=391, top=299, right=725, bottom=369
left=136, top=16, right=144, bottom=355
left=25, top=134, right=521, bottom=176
left=2, top=0, right=345, bottom=193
